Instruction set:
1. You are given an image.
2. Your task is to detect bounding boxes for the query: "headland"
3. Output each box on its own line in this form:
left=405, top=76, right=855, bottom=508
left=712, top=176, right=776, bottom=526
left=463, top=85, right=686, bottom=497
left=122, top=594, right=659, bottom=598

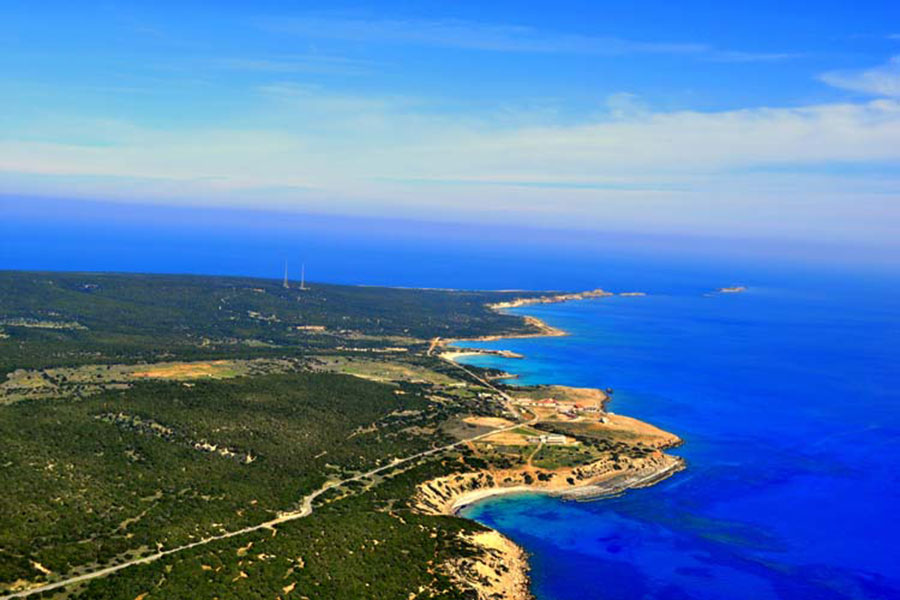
left=417, top=289, right=684, bottom=600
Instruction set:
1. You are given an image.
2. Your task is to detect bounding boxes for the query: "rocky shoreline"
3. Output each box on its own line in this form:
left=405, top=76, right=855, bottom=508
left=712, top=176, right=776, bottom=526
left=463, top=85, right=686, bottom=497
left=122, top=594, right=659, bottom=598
left=415, top=451, right=684, bottom=517
left=419, top=288, right=685, bottom=600
left=414, top=452, right=684, bottom=600
left=442, top=530, right=533, bottom=600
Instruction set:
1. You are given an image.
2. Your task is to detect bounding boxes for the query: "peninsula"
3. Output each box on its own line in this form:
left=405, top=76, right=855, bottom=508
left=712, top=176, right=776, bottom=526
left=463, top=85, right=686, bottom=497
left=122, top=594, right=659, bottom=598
left=0, top=272, right=682, bottom=600
left=488, top=288, right=613, bottom=310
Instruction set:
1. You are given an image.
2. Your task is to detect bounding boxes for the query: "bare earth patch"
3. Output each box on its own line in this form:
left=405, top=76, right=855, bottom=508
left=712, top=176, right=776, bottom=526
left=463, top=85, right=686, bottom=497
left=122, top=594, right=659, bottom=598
left=462, top=416, right=517, bottom=429
left=129, top=360, right=235, bottom=380
left=444, top=530, right=531, bottom=600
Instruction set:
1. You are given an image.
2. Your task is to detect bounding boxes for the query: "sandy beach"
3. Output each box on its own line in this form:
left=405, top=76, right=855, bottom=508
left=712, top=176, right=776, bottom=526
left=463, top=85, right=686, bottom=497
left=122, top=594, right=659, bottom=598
left=415, top=455, right=684, bottom=600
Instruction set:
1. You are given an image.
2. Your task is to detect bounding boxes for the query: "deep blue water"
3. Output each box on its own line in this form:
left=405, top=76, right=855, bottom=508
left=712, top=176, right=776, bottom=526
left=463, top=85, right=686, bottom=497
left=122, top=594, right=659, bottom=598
left=3, top=197, right=895, bottom=290
left=458, top=280, right=900, bottom=599
left=3, top=198, right=898, bottom=598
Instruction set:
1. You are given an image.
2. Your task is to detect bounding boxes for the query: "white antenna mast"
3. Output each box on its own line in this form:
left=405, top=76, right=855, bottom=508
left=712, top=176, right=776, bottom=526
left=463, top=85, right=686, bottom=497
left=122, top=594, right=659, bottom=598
left=300, top=263, right=307, bottom=290
left=282, top=260, right=289, bottom=289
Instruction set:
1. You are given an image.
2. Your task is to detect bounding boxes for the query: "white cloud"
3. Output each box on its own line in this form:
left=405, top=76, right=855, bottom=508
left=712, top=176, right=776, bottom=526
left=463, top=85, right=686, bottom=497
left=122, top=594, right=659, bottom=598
left=2, top=91, right=899, bottom=239
left=9, top=95, right=900, bottom=182
left=820, top=56, right=900, bottom=97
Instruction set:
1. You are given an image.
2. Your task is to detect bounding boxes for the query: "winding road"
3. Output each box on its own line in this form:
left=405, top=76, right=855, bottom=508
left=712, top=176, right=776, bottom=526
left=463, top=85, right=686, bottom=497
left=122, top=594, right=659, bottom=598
left=1, top=411, right=532, bottom=599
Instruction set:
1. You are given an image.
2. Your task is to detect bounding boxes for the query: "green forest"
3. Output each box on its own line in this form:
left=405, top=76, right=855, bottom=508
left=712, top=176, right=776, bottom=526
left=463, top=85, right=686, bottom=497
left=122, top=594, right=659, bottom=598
left=0, top=271, right=558, bottom=598
left=0, top=271, right=549, bottom=377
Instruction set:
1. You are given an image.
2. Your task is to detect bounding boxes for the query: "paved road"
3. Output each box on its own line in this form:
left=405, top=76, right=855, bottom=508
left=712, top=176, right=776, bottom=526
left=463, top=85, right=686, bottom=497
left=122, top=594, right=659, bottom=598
left=0, top=415, right=532, bottom=599
left=438, top=352, right=523, bottom=420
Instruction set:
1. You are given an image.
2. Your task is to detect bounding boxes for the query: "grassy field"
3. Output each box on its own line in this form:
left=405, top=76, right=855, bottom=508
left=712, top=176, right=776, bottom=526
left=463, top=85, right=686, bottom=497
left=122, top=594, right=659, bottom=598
left=313, top=355, right=459, bottom=386
left=0, top=358, right=307, bottom=405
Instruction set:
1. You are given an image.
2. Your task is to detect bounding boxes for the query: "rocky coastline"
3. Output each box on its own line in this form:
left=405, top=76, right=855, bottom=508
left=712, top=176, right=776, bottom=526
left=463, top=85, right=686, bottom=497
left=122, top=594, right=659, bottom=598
left=418, top=288, right=685, bottom=600
left=414, top=450, right=684, bottom=600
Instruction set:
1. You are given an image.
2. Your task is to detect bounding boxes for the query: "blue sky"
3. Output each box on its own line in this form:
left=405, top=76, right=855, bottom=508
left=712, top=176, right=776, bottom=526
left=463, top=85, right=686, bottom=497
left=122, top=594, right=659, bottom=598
left=2, top=1, right=899, bottom=245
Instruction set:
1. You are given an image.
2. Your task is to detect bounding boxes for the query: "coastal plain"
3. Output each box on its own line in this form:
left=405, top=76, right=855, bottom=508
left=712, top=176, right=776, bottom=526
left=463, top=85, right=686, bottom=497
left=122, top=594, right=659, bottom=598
left=0, top=272, right=682, bottom=600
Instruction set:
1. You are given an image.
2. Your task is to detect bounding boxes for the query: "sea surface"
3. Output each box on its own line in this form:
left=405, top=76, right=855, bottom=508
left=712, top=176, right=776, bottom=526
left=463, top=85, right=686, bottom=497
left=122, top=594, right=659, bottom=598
left=456, top=275, right=899, bottom=599
left=3, top=198, right=899, bottom=599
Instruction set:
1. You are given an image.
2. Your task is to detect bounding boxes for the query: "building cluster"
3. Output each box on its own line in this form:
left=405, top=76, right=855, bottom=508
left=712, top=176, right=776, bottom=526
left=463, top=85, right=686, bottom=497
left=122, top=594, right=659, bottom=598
left=516, top=397, right=603, bottom=419
left=525, top=433, right=569, bottom=445
left=334, top=346, right=408, bottom=353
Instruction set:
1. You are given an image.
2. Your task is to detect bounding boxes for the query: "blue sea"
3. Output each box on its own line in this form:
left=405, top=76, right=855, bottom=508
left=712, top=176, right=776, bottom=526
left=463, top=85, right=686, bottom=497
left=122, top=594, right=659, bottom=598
left=457, top=277, right=900, bottom=599
left=3, top=198, right=899, bottom=599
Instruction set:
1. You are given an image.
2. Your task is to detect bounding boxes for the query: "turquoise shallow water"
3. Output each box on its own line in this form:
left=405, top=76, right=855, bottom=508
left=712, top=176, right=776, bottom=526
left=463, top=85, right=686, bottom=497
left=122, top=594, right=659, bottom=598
left=457, top=279, right=899, bottom=600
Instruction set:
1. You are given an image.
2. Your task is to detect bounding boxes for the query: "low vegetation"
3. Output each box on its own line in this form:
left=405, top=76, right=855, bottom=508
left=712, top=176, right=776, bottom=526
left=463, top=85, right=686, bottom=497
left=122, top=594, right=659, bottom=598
left=0, top=271, right=674, bottom=599
left=0, top=271, right=549, bottom=378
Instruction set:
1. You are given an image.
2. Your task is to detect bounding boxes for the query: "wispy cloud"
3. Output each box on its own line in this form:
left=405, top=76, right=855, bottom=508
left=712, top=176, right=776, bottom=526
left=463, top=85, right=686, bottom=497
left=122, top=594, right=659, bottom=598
left=379, top=176, right=686, bottom=192
left=705, top=50, right=804, bottom=63
left=3, top=79, right=899, bottom=238
left=215, top=54, right=378, bottom=76
left=258, top=15, right=795, bottom=62
left=4, top=91, right=900, bottom=192
left=820, top=56, right=900, bottom=97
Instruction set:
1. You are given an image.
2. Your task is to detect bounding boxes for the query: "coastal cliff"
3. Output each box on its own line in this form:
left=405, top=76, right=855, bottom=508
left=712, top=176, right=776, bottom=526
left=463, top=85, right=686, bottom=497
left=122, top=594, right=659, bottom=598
left=442, top=530, right=532, bottom=600
left=414, top=450, right=683, bottom=517
left=414, top=446, right=684, bottom=600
